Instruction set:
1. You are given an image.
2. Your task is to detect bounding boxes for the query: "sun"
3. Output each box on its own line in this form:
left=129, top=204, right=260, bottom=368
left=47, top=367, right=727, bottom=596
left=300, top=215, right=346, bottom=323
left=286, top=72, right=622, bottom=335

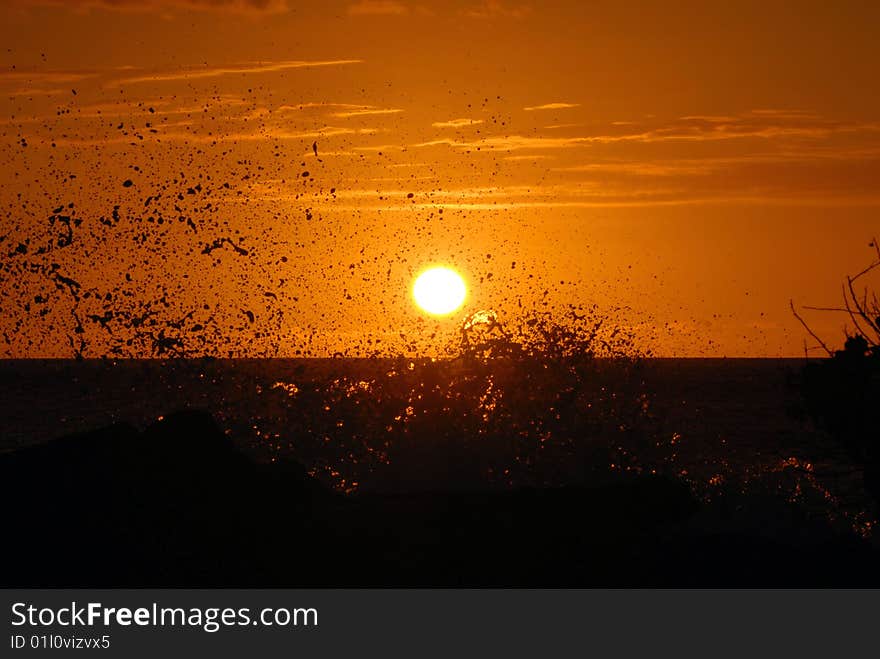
left=413, top=267, right=467, bottom=316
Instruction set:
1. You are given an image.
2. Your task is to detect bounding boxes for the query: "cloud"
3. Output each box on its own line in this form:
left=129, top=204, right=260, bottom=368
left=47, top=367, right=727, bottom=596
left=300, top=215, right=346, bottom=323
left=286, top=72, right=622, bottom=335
left=678, top=115, right=740, bottom=122
left=431, top=118, right=484, bottom=128
left=331, top=108, right=403, bottom=118
left=410, top=135, right=596, bottom=150
left=39, top=125, right=361, bottom=147
left=502, top=154, right=552, bottom=160
left=0, top=70, right=97, bottom=84
left=551, top=148, right=880, bottom=177
left=552, top=161, right=719, bottom=177
left=406, top=111, right=880, bottom=152
left=302, top=192, right=880, bottom=212
left=0, top=70, right=98, bottom=98
left=347, top=0, right=409, bottom=15
left=276, top=102, right=370, bottom=112
left=111, top=60, right=363, bottom=85
left=523, top=102, right=580, bottom=111
left=463, top=1, right=531, bottom=19
left=749, top=109, right=821, bottom=119
left=11, top=0, right=290, bottom=13
left=5, top=87, right=65, bottom=97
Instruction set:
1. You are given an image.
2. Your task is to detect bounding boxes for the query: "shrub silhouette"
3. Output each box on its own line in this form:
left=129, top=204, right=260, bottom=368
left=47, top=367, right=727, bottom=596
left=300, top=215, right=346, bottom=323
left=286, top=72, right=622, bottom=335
left=792, top=239, right=880, bottom=502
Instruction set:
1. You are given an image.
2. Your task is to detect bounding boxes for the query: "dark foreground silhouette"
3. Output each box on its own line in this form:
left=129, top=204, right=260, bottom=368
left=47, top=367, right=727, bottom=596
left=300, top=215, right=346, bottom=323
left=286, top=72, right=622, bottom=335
left=2, top=410, right=878, bottom=587
left=799, top=342, right=880, bottom=504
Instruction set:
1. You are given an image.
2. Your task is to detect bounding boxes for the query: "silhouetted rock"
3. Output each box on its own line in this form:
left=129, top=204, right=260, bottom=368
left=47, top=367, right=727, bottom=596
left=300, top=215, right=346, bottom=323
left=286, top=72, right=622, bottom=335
left=0, top=410, right=328, bottom=586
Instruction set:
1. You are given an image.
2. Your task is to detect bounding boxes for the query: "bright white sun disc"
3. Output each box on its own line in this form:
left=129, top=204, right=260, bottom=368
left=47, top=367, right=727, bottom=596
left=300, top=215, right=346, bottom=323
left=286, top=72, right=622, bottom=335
left=413, top=267, right=467, bottom=316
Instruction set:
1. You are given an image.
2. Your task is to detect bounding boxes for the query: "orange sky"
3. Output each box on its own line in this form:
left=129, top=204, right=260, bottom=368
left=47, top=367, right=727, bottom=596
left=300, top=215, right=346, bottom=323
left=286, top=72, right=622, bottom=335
left=2, top=0, right=879, bottom=357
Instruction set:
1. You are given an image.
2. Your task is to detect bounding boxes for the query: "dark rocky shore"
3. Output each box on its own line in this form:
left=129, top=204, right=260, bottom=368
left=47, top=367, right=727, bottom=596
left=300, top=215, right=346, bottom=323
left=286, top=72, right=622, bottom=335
left=1, top=410, right=877, bottom=587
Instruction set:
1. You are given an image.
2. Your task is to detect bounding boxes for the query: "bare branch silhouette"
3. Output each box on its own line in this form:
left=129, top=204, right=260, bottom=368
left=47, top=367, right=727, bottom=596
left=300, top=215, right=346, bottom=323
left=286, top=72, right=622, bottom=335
left=790, top=299, right=832, bottom=356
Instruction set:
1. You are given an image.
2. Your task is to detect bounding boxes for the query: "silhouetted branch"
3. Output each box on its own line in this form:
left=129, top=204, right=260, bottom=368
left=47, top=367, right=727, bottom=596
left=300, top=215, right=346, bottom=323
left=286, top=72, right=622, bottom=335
left=802, top=306, right=851, bottom=313
left=845, top=276, right=879, bottom=346
left=790, top=300, right=832, bottom=356
left=793, top=239, right=880, bottom=353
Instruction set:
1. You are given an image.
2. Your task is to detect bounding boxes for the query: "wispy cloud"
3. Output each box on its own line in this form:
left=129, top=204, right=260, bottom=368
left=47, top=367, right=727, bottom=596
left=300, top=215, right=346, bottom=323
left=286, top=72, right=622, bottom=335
left=276, top=102, right=371, bottom=112
left=523, top=102, right=580, bottom=111
left=11, top=0, right=290, bottom=13
left=407, top=112, right=880, bottom=151
left=32, top=125, right=362, bottom=147
left=5, top=87, right=65, bottom=97
left=111, top=59, right=363, bottom=85
left=410, top=135, right=595, bottom=150
left=552, top=148, right=880, bottom=176
left=749, top=109, right=821, bottom=119
left=0, top=70, right=97, bottom=85
left=552, top=161, right=719, bottom=177
left=347, top=0, right=409, bottom=15
left=431, top=118, right=484, bottom=128
left=0, top=70, right=98, bottom=99
left=463, top=1, right=531, bottom=19
left=297, top=193, right=880, bottom=211
left=331, top=108, right=403, bottom=118
left=502, top=154, right=553, bottom=161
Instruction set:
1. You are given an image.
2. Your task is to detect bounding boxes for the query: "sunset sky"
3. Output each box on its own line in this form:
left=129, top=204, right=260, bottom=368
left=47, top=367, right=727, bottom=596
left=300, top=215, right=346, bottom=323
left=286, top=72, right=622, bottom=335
left=2, top=0, right=879, bottom=357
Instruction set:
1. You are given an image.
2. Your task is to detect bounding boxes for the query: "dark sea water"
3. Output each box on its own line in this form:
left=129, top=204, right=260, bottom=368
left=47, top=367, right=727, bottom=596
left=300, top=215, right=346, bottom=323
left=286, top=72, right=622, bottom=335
left=0, top=357, right=875, bottom=539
